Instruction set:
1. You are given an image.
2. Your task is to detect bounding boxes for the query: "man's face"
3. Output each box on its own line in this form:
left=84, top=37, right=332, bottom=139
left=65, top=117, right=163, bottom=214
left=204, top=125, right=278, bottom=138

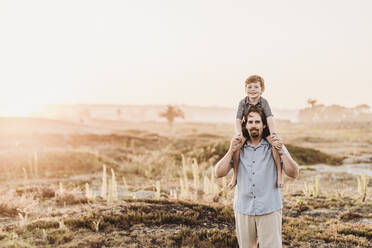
left=245, top=112, right=265, bottom=139
left=245, top=82, right=262, bottom=99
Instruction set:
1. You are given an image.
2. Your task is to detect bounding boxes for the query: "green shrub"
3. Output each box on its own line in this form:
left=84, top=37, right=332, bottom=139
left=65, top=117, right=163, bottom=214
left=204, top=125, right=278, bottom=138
left=285, top=144, right=343, bottom=165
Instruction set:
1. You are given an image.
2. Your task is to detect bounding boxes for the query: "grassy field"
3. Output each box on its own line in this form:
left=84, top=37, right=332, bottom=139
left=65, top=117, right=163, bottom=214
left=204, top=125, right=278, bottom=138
left=0, top=118, right=371, bottom=247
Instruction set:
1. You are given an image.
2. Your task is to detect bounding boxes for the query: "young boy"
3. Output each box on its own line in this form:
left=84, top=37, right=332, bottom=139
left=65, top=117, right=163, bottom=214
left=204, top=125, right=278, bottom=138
left=228, top=75, right=283, bottom=188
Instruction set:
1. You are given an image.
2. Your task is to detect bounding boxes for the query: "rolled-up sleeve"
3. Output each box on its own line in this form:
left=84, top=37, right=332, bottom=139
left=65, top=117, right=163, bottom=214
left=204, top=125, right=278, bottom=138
left=280, top=145, right=293, bottom=165
left=282, top=145, right=292, bottom=159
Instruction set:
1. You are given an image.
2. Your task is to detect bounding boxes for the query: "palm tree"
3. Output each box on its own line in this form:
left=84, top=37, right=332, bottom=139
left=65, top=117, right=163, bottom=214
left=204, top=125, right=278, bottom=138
left=307, top=99, right=317, bottom=108
left=159, top=105, right=185, bottom=127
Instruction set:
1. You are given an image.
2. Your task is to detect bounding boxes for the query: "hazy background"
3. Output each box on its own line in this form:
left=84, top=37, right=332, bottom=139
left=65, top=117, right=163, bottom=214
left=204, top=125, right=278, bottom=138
left=1, top=0, right=371, bottom=117
left=0, top=3, right=371, bottom=247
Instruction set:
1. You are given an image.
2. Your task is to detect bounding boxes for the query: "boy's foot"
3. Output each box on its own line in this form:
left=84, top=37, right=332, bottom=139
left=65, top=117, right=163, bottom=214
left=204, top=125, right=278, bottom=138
left=228, top=178, right=237, bottom=189
left=277, top=178, right=284, bottom=188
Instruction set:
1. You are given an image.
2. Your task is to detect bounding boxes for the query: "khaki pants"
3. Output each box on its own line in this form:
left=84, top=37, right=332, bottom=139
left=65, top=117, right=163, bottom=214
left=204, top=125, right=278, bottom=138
left=235, top=210, right=282, bottom=248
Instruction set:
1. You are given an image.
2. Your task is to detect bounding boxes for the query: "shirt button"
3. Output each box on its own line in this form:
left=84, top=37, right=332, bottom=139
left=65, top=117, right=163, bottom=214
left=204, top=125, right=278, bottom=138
left=252, top=161, right=255, bottom=163
left=252, top=184, right=255, bottom=187
left=252, top=172, right=255, bottom=175
left=254, top=196, right=256, bottom=199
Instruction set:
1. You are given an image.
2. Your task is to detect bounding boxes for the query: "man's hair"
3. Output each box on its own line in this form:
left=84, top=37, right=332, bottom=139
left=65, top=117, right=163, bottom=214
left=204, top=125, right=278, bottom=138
left=242, top=105, right=270, bottom=140
left=245, top=75, right=265, bottom=92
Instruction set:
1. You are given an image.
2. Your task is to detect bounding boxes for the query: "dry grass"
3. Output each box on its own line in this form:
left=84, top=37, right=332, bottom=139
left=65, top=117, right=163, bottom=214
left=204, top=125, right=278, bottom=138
left=0, top=190, right=38, bottom=217
left=0, top=119, right=370, bottom=247
left=0, top=197, right=370, bottom=247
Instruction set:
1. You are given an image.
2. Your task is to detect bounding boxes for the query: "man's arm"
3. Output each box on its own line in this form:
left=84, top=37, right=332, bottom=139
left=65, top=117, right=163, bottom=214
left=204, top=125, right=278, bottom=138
left=280, top=151, right=299, bottom=179
left=215, top=135, right=241, bottom=178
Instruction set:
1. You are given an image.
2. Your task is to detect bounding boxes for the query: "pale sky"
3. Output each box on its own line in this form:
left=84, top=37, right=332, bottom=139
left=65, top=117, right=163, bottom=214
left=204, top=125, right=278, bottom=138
left=1, top=0, right=371, bottom=116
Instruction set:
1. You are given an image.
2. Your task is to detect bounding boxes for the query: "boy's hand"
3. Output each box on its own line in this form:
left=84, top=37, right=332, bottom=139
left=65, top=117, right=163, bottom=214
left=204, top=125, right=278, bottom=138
left=271, top=133, right=283, bottom=151
left=276, top=141, right=284, bottom=156
left=230, top=135, right=242, bottom=152
left=277, top=148, right=284, bottom=156
left=236, top=132, right=243, bottom=139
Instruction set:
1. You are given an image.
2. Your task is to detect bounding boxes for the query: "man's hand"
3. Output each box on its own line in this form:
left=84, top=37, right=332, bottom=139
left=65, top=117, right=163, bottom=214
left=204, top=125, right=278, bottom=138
left=215, top=134, right=241, bottom=178
left=230, top=135, right=242, bottom=153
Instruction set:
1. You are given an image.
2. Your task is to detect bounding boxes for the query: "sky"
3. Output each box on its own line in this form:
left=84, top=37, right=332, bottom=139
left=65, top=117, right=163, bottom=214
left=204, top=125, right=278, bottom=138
left=0, top=0, right=371, bottom=116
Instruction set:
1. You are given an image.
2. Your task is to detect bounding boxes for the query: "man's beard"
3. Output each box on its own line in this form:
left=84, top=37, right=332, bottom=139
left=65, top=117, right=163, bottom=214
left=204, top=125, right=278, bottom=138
left=250, top=128, right=259, bottom=138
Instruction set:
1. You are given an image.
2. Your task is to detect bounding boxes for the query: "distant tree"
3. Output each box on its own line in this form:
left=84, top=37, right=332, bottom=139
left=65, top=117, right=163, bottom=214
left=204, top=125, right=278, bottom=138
left=299, top=101, right=368, bottom=123
left=159, top=105, right=185, bottom=127
left=323, top=104, right=351, bottom=121
left=354, top=104, right=370, bottom=113
left=307, top=99, right=317, bottom=108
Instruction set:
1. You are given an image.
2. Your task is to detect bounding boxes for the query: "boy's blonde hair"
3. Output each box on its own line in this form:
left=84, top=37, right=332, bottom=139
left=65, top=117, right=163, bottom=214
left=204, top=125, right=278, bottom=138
left=245, top=75, right=265, bottom=92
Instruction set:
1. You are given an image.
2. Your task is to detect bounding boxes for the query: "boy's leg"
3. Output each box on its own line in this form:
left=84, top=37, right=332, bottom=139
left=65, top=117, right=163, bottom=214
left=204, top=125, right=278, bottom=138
left=228, top=149, right=240, bottom=189
left=272, top=148, right=283, bottom=188
left=228, top=137, right=246, bottom=189
left=266, top=136, right=283, bottom=188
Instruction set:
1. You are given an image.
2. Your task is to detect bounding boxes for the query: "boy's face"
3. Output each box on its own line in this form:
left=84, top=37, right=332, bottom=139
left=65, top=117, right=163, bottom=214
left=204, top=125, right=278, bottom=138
left=245, top=81, right=262, bottom=99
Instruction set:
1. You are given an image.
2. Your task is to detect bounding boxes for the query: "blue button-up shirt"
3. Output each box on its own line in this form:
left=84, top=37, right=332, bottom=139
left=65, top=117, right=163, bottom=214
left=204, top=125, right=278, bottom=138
left=234, top=139, right=287, bottom=216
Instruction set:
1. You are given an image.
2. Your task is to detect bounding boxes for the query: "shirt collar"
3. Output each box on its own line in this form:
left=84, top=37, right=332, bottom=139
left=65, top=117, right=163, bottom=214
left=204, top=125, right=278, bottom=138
left=245, top=138, right=268, bottom=149
left=244, top=96, right=262, bottom=105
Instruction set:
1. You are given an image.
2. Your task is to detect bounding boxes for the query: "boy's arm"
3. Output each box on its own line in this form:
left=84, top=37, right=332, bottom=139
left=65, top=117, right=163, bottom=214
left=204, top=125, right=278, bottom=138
left=261, top=98, right=278, bottom=135
left=235, top=99, right=244, bottom=135
left=267, top=116, right=282, bottom=150
left=235, top=119, right=243, bottom=135
left=266, top=116, right=277, bottom=134
left=215, top=135, right=241, bottom=178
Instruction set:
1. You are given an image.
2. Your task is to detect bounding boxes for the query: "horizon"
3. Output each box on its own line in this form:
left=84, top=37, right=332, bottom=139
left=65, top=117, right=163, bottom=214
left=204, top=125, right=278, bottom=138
left=1, top=101, right=371, bottom=119
left=2, top=101, right=371, bottom=118
left=2, top=102, right=370, bottom=125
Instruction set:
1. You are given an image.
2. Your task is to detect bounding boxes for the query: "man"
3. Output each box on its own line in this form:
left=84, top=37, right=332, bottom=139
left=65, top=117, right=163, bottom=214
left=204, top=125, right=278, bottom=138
left=215, top=105, right=299, bottom=248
